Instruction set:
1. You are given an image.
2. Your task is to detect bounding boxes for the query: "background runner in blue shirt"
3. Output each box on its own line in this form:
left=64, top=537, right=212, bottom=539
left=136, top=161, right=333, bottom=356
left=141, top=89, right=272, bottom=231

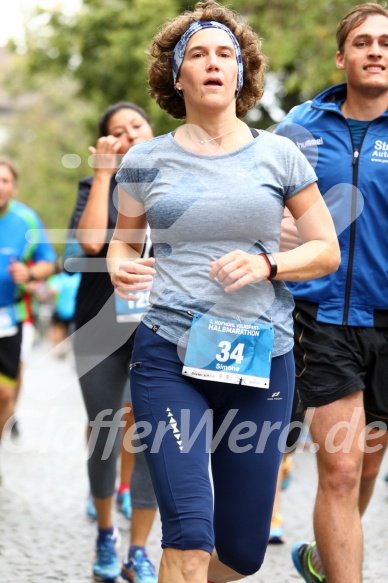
left=0, top=156, right=55, bottom=453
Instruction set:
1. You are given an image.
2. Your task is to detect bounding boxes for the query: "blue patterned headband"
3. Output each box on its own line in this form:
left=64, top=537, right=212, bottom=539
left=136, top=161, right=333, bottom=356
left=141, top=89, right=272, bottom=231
left=172, top=20, right=244, bottom=97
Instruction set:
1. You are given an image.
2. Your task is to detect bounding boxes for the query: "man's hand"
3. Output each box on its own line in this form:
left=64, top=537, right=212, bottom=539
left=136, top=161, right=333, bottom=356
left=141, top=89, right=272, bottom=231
left=7, top=258, right=31, bottom=284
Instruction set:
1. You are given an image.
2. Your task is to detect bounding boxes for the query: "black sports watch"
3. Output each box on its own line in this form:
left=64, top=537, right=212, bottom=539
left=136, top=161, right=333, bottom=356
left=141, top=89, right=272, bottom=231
left=259, top=253, right=277, bottom=279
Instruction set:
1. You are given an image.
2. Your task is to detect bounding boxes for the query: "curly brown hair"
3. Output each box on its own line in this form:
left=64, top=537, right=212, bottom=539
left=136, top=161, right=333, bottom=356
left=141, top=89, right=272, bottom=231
left=147, top=1, right=268, bottom=120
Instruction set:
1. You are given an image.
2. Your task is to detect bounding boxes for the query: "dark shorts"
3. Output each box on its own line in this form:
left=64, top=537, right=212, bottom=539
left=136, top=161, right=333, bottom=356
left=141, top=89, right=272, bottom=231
left=293, top=305, right=388, bottom=424
left=0, top=324, right=23, bottom=383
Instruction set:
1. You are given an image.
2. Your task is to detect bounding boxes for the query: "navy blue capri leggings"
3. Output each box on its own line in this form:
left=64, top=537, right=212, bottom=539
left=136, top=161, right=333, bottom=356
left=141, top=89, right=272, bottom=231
left=130, top=323, right=294, bottom=576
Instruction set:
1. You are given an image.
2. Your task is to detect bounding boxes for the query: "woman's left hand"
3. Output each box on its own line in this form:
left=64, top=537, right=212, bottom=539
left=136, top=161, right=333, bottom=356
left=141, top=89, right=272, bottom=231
left=209, top=250, right=271, bottom=293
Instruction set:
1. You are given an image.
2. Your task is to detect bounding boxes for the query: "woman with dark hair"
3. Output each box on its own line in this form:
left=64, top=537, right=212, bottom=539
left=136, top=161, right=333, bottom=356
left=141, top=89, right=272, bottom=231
left=69, top=102, right=158, bottom=583
left=108, top=2, right=340, bottom=582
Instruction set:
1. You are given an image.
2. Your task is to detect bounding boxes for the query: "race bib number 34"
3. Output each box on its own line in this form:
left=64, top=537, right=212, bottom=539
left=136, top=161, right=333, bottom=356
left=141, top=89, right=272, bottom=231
left=183, top=314, right=274, bottom=388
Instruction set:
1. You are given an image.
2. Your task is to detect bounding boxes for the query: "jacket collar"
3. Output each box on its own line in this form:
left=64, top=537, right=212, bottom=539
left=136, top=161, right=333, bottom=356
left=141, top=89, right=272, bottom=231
left=312, top=83, right=347, bottom=112
left=312, top=83, right=388, bottom=118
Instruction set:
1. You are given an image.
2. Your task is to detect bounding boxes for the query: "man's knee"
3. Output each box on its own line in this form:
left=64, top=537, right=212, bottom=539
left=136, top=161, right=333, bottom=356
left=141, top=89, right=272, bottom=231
left=315, top=426, right=363, bottom=486
left=318, top=454, right=362, bottom=494
left=0, top=385, right=14, bottom=405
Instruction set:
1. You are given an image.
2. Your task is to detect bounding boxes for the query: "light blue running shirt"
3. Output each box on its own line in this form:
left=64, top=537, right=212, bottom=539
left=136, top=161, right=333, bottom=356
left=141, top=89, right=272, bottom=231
left=0, top=200, right=56, bottom=309
left=116, top=131, right=317, bottom=357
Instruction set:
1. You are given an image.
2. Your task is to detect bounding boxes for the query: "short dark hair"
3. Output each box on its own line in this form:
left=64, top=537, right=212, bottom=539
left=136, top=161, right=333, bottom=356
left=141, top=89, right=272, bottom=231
left=0, top=156, right=18, bottom=181
left=98, top=102, right=151, bottom=137
left=336, top=2, right=388, bottom=53
left=147, top=0, right=268, bottom=120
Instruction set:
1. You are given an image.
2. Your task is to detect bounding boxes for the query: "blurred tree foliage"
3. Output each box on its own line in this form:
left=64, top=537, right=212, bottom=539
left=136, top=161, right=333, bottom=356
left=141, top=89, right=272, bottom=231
left=244, top=0, right=352, bottom=114
left=1, top=53, right=93, bottom=244
left=3, top=0, right=356, bottom=233
left=21, top=0, right=192, bottom=136
left=6, top=79, right=91, bottom=228
left=21, top=0, right=355, bottom=131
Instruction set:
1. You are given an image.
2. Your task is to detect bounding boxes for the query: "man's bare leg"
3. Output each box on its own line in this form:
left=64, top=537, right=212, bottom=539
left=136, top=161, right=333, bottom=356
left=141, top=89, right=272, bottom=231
left=310, top=392, right=365, bottom=583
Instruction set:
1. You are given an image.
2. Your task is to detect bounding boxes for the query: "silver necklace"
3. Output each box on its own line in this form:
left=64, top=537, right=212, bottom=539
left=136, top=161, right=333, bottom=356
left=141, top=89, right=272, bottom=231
left=185, top=124, right=237, bottom=145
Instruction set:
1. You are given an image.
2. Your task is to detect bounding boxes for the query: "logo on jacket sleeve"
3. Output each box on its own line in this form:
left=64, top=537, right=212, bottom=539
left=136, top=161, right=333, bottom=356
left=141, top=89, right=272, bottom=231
left=296, top=137, right=323, bottom=149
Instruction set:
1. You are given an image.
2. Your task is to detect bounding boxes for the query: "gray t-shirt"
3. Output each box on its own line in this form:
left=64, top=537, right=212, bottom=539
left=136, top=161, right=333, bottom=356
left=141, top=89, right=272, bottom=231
left=116, top=130, right=316, bottom=357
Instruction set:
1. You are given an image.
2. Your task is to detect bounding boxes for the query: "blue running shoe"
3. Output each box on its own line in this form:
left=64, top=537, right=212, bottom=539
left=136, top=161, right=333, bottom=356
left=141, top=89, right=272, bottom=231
left=292, top=541, right=326, bottom=583
left=86, top=494, right=97, bottom=521
left=281, top=473, right=293, bottom=490
left=117, top=490, right=132, bottom=520
left=93, top=527, right=121, bottom=582
left=268, top=513, right=285, bottom=544
left=122, top=549, right=157, bottom=583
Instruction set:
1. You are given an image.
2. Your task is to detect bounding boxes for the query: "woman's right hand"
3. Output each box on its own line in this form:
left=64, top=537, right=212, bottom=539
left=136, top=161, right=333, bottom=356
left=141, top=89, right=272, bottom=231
left=89, top=135, right=123, bottom=177
left=111, top=257, right=156, bottom=301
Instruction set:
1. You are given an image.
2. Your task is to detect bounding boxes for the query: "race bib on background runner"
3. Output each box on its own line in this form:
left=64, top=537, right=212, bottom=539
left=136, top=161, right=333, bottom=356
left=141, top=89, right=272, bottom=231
left=0, top=305, right=18, bottom=338
left=115, top=289, right=151, bottom=323
left=183, top=314, right=274, bottom=388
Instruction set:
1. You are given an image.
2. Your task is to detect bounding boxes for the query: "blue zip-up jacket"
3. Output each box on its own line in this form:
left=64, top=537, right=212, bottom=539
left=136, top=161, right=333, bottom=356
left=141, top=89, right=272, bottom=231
left=275, top=83, right=388, bottom=327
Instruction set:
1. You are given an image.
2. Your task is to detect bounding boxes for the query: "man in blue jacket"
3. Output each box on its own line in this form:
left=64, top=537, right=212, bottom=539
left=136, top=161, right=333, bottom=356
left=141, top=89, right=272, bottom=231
left=275, top=3, right=388, bottom=582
